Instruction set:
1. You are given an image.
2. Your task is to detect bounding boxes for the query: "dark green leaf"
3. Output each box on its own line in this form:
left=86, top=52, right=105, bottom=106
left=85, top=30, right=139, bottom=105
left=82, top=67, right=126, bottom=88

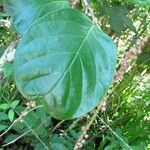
left=36, top=107, right=51, bottom=127
left=109, top=6, right=136, bottom=35
left=50, top=134, right=70, bottom=150
left=4, top=134, right=19, bottom=144
left=51, top=142, right=68, bottom=150
left=0, top=112, right=9, bottom=120
left=14, top=9, right=117, bottom=120
left=0, top=124, right=7, bottom=131
left=35, top=143, right=47, bottom=150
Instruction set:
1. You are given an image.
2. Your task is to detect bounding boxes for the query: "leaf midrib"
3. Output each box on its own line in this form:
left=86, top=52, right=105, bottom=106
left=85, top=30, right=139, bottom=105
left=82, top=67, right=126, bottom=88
left=45, top=25, right=95, bottom=96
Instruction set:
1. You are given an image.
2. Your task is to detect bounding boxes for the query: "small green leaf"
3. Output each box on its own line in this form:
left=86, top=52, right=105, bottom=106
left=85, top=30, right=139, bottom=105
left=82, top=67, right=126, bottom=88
left=109, top=6, right=136, bottom=35
left=8, top=109, right=15, bottom=122
left=4, top=134, right=19, bottom=144
left=0, top=124, right=7, bottom=131
left=35, top=143, right=46, bottom=150
left=11, top=100, right=20, bottom=108
left=2, top=62, right=14, bottom=78
left=0, top=103, right=9, bottom=110
left=36, top=107, right=51, bottom=127
left=51, top=142, right=68, bottom=150
left=0, top=112, right=9, bottom=120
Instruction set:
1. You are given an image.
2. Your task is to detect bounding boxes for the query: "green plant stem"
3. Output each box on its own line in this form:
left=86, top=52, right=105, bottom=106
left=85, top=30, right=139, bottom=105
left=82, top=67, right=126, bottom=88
left=2, top=96, right=49, bottom=150
left=96, top=115, right=133, bottom=150
left=0, top=121, right=15, bottom=137
left=2, top=117, right=50, bottom=147
left=2, top=130, right=30, bottom=147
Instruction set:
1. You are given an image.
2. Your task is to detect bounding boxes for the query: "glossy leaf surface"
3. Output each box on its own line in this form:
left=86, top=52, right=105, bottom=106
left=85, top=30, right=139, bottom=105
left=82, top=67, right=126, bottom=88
left=3, top=0, right=69, bottom=34
left=14, top=9, right=117, bottom=120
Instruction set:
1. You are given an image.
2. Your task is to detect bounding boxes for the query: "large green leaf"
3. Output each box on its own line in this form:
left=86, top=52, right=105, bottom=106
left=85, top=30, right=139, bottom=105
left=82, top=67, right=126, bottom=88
left=128, top=0, right=150, bottom=6
left=14, top=8, right=117, bottom=120
left=3, top=0, right=69, bottom=34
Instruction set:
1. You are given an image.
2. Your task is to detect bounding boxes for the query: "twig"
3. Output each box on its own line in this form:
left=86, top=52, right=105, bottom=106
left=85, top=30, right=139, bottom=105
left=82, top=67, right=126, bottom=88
left=2, top=131, right=30, bottom=147
left=73, top=97, right=107, bottom=150
left=69, top=0, right=79, bottom=7
left=96, top=115, right=133, bottom=150
left=63, top=117, right=83, bottom=135
left=3, top=95, right=49, bottom=150
left=82, top=0, right=97, bottom=24
left=0, top=105, right=43, bottom=138
left=0, top=40, right=18, bottom=65
left=2, top=117, right=50, bottom=147
left=0, top=121, right=16, bottom=138
left=0, top=40, right=18, bottom=79
left=114, top=32, right=150, bottom=83
left=50, top=120, right=65, bottom=134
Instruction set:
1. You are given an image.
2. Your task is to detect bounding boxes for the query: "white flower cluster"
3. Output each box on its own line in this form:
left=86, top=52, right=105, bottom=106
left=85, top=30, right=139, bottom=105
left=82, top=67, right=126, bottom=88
left=74, top=126, right=89, bottom=150
left=6, top=49, right=16, bottom=62
left=114, top=35, right=150, bottom=83
left=0, top=41, right=17, bottom=78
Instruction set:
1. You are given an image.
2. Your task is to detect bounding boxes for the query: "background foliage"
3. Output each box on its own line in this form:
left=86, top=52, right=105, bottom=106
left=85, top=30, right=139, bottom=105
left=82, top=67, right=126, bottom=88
left=0, top=0, right=150, bottom=149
